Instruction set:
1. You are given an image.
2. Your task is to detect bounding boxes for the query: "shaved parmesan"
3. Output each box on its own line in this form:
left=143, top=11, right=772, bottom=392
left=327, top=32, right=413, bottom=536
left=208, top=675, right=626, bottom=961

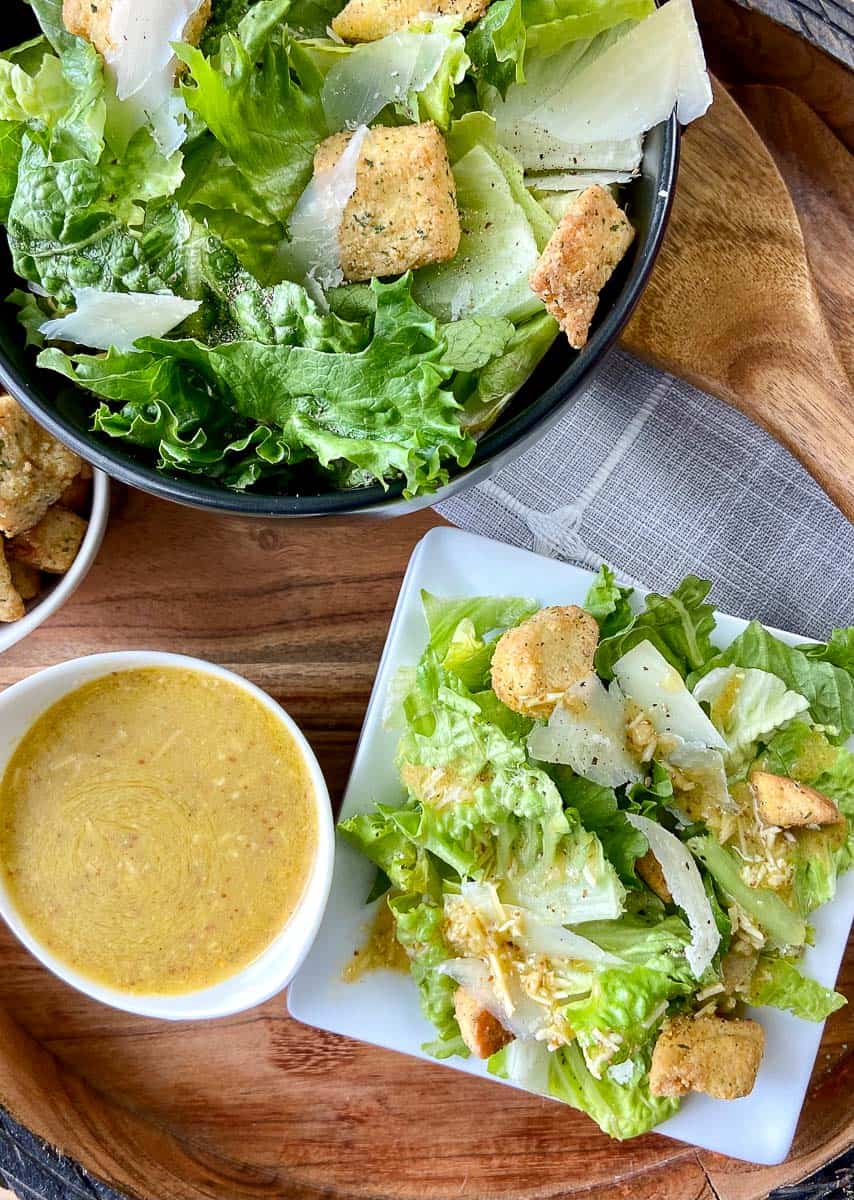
left=501, top=124, right=643, bottom=173
left=514, top=913, right=623, bottom=965
left=528, top=675, right=642, bottom=787
left=526, top=0, right=711, bottom=143
left=501, top=1038, right=551, bottom=1095
left=40, top=288, right=200, bottom=351
left=625, top=813, right=720, bottom=978
left=525, top=170, right=634, bottom=191
left=613, top=640, right=727, bottom=752
left=287, top=124, right=369, bottom=293
left=104, top=0, right=206, bottom=154
left=321, top=32, right=449, bottom=130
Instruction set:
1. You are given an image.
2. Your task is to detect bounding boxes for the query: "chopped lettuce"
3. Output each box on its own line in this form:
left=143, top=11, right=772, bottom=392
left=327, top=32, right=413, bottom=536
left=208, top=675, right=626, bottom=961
left=595, top=576, right=717, bottom=681
left=548, top=1042, right=678, bottom=1139
left=690, top=621, right=854, bottom=743
left=748, top=955, right=846, bottom=1022
left=692, top=665, right=810, bottom=772
left=584, top=565, right=635, bottom=642
left=39, top=273, right=477, bottom=495
left=177, top=15, right=328, bottom=225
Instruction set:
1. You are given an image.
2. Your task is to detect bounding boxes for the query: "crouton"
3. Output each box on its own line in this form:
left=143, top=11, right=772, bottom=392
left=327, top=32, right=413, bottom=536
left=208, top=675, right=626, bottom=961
left=0, top=395, right=82, bottom=537
left=9, top=507, right=87, bottom=574
left=314, top=123, right=460, bottom=282
left=0, top=543, right=24, bottom=623
left=59, top=472, right=92, bottom=516
left=529, top=185, right=635, bottom=350
left=491, top=605, right=599, bottom=718
left=650, top=1015, right=764, bottom=1100
left=8, top=560, right=41, bottom=602
left=454, top=987, right=513, bottom=1059
left=63, top=0, right=211, bottom=63
left=636, top=849, right=672, bottom=903
left=751, top=770, right=842, bottom=828
left=332, top=0, right=489, bottom=42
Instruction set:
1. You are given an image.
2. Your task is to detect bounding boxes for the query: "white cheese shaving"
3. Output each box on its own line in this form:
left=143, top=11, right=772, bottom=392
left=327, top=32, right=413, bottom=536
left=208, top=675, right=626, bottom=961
left=321, top=31, right=450, bottom=130
left=613, top=640, right=728, bottom=751
left=287, top=124, right=369, bottom=293
left=527, top=674, right=643, bottom=788
left=104, top=0, right=206, bottom=154
left=41, top=288, right=201, bottom=352
left=625, top=812, right=720, bottom=978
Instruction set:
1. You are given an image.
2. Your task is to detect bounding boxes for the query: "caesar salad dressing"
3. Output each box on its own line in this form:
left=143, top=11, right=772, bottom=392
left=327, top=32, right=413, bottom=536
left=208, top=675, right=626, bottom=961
left=0, top=668, right=318, bottom=994
left=342, top=898, right=408, bottom=981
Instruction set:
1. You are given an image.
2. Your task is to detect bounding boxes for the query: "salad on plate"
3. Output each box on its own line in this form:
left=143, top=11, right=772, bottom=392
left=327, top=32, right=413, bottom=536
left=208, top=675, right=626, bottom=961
left=340, top=570, right=854, bottom=1139
left=0, top=0, right=710, bottom=497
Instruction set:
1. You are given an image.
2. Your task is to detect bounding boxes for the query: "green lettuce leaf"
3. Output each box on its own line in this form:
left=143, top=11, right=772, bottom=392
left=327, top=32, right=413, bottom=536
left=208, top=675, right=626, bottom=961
left=796, top=628, right=854, bottom=674
left=548, top=1041, right=678, bottom=1140
left=177, top=11, right=328, bottom=225
left=576, top=912, right=698, bottom=987
left=584, top=564, right=635, bottom=641
left=466, top=0, right=526, bottom=98
left=389, top=893, right=468, bottom=1058
left=456, top=311, right=558, bottom=437
left=692, top=665, right=810, bottom=772
left=338, top=804, right=442, bottom=897
left=595, top=576, right=717, bottom=681
left=749, top=955, right=846, bottom=1022
left=690, top=621, right=854, bottom=743
left=688, top=834, right=807, bottom=948
left=40, top=274, right=475, bottom=496
left=547, top=769, right=646, bottom=885
left=420, top=590, right=538, bottom=660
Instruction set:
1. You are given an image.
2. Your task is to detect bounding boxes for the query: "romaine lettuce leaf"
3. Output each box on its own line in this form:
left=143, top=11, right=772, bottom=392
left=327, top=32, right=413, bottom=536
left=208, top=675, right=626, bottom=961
left=595, top=576, right=717, bottom=681
left=692, top=665, right=810, bottom=771
left=456, top=311, right=558, bottom=437
left=691, top=621, right=854, bottom=743
left=338, top=804, right=442, bottom=897
left=584, top=564, right=635, bottom=641
left=749, top=954, right=846, bottom=1022
left=39, top=274, right=476, bottom=496
left=688, top=834, right=807, bottom=948
left=797, top=628, right=854, bottom=674
left=177, top=13, right=328, bottom=224
left=548, top=1041, right=678, bottom=1139
left=576, top=911, right=698, bottom=986
left=390, top=893, right=468, bottom=1058
left=547, top=770, right=646, bottom=885
left=420, top=590, right=538, bottom=660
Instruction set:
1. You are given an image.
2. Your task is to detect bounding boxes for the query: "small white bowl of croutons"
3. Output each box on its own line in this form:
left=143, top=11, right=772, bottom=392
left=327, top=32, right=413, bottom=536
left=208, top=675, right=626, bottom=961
left=0, top=395, right=109, bottom=655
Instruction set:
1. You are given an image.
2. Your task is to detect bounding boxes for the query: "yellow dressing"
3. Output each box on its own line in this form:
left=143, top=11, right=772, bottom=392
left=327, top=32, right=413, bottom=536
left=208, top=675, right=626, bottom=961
left=0, top=668, right=318, bottom=995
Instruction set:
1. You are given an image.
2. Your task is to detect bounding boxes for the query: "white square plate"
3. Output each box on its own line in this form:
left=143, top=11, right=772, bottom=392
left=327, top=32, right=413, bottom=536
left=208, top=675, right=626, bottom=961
left=289, top=527, right=854, bottom=1165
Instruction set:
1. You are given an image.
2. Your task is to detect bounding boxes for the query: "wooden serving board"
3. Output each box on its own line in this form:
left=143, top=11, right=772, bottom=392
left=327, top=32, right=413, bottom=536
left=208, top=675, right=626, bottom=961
left=0, top=497, right=851, bottom=1200
left=0, top=11, right=852, bottom=1200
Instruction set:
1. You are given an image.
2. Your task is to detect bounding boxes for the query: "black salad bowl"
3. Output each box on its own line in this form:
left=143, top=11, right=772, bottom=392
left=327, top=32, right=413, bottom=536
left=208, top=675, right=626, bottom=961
left=0, top=4, right=679, bottom=518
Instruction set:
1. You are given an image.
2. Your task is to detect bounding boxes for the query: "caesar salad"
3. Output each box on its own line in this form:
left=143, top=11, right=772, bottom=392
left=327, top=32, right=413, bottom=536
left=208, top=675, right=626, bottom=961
left=0, top=0, right=710, bottom=497
left=339, top=570, right=853, bottom=1139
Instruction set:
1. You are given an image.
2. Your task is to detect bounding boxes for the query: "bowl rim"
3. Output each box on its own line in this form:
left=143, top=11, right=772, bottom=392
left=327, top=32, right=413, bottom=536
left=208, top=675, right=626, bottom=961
left=0, top=651, right=336, bottom=1019
left=0, top=468, right=110, bottom=656
left=0, top=114, right=679, bottom=517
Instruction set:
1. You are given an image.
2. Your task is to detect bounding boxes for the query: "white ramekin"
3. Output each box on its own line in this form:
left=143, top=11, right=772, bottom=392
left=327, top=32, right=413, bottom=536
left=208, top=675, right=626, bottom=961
left=0, top=651, right=335, bottom=1019
left=0, top=468, right=110, bottom=656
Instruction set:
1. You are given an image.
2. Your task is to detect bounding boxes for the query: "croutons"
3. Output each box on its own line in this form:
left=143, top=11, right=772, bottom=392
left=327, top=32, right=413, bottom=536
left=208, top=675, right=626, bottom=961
left=9, top=507, right=88, bottom=574
left=0, top=395, right=82, bottom=537
left=59, top=471, right=93, bottom=515
left=332, top=0, right=489, bottom=42
left=314, top=123, right=460, bottom=282
left=491, top=605, right=599, bottom=719
left=454, top=987, right=513, bottom=1059
left=63, top=0, right=212, bottom=61
left=529, top=185, right=635, bottom=350
left=8, top=560, right=41, bottom=601
left=0, top=543, right=24, bottom=623
left=649, top=1015, right=765, bottom=1100
left=636, top=849, right=672, bottom=903
left=751, top=771, right=842, bottom=828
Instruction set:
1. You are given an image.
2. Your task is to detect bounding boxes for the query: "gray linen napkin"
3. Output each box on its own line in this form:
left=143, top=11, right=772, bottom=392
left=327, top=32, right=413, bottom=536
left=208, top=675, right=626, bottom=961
left=437, top=350, right=854, bottom=638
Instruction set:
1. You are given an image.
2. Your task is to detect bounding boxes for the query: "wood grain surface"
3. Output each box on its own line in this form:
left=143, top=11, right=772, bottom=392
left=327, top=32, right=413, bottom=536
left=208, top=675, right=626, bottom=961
left=622, top=78, right=854, bottom=522
left=0, top=494, right=850, bottom=1200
